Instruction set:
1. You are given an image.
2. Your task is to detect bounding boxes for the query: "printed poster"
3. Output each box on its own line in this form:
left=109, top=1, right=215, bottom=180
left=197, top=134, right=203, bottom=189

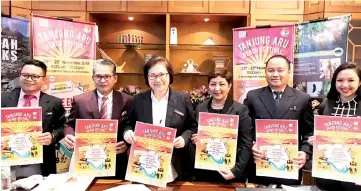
left=125, top=122, right=177, bottom=188
left=312, top=115, right=361, bottom=183
left=195, top=112, right=239, bottom=171
left=74, top=119, right=118, bottom=177
left=1, top=107, right=43, bottom=166
left=256, top=119, right=299, bottom=180
left=55, top=139, right=73, bottom=173
left=32, top=14, right=96, bottom=116
left=1, top=16, right=30, bottom=93
left=233, top=24, right=295, bottom=103
left=293, top=15, right=350, bottom=99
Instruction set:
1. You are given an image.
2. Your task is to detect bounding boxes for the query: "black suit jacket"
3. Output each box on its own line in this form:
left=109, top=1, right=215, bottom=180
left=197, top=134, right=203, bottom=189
left=124, top=88, right=198, bottom=180
left=191, top=97, right=253, bottom=182
left=244, top=86, right=314, bottom=185
left=64, top=89, right=133, bottom=179
left=1, top=88, right=66, bottom=176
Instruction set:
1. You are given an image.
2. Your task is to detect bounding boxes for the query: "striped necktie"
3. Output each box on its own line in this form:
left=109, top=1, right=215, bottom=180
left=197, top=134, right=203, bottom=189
left=100, top=96, right=108, bottom=119
left=273, top=91, right=282, bottom=105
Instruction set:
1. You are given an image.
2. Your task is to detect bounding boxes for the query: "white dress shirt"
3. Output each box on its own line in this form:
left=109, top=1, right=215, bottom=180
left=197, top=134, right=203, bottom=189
left=97, top=90, right=113, bottom=119
left=150, top=89, right=178, bottom=182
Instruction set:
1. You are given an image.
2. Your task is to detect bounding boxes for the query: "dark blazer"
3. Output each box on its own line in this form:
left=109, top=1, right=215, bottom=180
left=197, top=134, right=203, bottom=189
left=190, top=97, right=253, bottom=182
left=315, top=98, right=361, bottom=191
left=64, top=89, right=133, bottom=179
left=1, top=88, right=66, bottom=176
left=244, top=86, right=314, bottom=185
left=124, top=88, right=198, bottom=180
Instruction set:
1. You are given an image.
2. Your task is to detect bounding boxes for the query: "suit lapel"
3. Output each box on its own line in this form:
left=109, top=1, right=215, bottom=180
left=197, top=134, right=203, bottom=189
left=276, top=86, right=297, bottom=118
left=112, top=90, right=122, bottom=119
left=322, top=100, right=334, bottom=115
left=39, top=92, right=50, bottom=123
left=7, top=89, right=21, bottom=107
left=259, top=87, right=277, bottom=118
left=356, top=101, right=361, bottom=116
left=165, top=89, right=176, bottom=127
left=142, top=90, right=153, bottom=124
left=90, top=90, right=101, bottom=119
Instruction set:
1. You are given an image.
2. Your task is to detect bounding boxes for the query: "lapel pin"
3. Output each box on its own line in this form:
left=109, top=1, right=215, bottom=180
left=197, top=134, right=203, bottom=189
left=290, top=106, right=298, bottom=111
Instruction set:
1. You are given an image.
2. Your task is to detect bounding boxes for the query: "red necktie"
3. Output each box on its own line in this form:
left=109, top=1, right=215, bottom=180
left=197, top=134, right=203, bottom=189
left=100, top=96, right=108, bottom=119
left=23, top=94, right=35, bottom=107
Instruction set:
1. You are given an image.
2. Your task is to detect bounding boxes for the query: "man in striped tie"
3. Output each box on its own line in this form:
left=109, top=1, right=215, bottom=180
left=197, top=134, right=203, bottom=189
left=63, top=59, right=133, bottom=179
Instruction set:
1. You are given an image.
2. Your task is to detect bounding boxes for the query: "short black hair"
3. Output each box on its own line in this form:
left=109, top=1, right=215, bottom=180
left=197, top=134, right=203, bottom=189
left=208, top=68, right=232, bottom=84
left=93, top=59, right=116, bottom=75
left=327, top=62, right=361, bottom=101
left=265, top=54, right=291, bottom=70
left=20, top=59, right=47, bottom=76
left=143, top=56, right=174, bottom=87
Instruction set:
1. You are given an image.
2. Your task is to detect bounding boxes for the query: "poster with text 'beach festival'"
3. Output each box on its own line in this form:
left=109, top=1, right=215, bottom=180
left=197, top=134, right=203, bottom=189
left=195, top=112, right=239, bottom=171
left=312, top=115, right=361, bottom=183
left=256, top=119, right=298, bottom=180
left=1, top=107, right=43, bottom=166
left=125, top=122, right=177, bottom=188
left=233, top=24, right=294, bottom=103
left=74, top=119, right=118, bottom=177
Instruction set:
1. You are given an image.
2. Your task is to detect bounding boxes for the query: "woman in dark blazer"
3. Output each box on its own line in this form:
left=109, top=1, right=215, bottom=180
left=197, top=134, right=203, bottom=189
left=123, top=56, right=197, bottom=181
left=189, top=68, right=253, bottom=182
left=310, top=62, right=361, bottom=191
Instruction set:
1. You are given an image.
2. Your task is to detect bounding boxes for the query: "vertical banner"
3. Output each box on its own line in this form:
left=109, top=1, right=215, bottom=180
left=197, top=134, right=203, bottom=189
left=32, top=14, right=96, bottom=173
left=1, top=16, right=30, bottom=93
left=233, top=25, right=295, bottom=103
left=293, top=15, right=350, bottom=101
left=195, top=113, right=239, bottom=171
left=1, top=107, right=43, bottom=166
left=312, top=115, right=361, bottom=183
left=255, top=119, right=299, bottom=180
left=74, top=119, right=118, bottom=177
left=32, top=14, right=96, bottom=115
left=125, top=122, right=177, bottom=188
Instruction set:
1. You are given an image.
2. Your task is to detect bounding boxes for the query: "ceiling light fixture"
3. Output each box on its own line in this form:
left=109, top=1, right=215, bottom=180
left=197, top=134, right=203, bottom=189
left=204, top=18, right=210, bottom=22
left=128, top=17, right=134, bottom=21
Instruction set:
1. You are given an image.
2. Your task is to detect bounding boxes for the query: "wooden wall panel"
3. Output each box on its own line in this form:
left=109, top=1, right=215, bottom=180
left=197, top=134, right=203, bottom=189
left=168, top=0, right=208, bottom=13
left=324, top=12, right=361, bottom=20
left=209, top=0, right=249, bottom=14
left=251, top=14, right=304, bottom=26
left=127, top=0, right=167, bottom=13
left=32, top=11, right=86, bottom=22
left=32, top=1, right=86, bottom=11
left=87, top=1, right=126, bottom=12
left=11, top=7, right=31, bottom=20
left=304, top=0, right=324, bottom=14
left=251, top=1, right=304, bottom=15
left=11, top=1, right=31, bottom=9
left=325, top=1, right=361, bottom=13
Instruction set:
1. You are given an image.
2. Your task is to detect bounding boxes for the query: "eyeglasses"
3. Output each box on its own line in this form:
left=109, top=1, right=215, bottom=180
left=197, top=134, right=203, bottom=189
left=93, top=75, right=114, bottom=81
left=148, top=73, right=168, bottom=80
left=20, top=74, right=45, bottom=81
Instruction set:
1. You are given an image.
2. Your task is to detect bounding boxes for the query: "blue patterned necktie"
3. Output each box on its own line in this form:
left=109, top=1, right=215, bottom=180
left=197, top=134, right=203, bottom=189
left=274, top=91, right=282, bottom=105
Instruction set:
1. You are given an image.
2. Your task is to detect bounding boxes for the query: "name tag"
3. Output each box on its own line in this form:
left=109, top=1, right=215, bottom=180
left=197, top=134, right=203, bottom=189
left=46, top=112, right=53, bottom=115
left=174, top=109, right=184, bottom=116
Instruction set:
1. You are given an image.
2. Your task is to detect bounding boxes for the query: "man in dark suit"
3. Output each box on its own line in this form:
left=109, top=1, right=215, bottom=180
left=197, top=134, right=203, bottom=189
left=1, top=59, right=66, bottom=178
left=62, top=59, right=133, bottom=179
left=244, top=55, right=314, bottom=186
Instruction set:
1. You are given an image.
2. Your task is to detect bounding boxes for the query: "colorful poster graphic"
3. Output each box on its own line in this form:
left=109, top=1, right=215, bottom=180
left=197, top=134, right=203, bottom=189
left=1, top=16, right=30, bottom=93
left=256, top=119, right=299, bottom=180
left=312, top=115, right=361, bottom=183
left=1, top=107, right=43, bottom=166
left=293, top=15, right=350, bottom=99
left=74, top=119, right=118, bottom=177
left=195, top=112, right=239, bottom=171
left=55, top=139, right=73, bottom=173
left=125, top=122, right=177, bottom=188
left=32, top=14, right=96, bottom=116
left=233, top=25, right=295, bottom=103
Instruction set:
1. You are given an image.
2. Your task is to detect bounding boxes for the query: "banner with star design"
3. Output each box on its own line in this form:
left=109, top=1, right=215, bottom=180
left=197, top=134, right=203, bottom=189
left=1, top=107, right=43, bottom=166
left=125, top=122, right=177, bottom=188
left=74, top=119, right=118, bottom=177
left=312, top=115, right=361, bottom=183
left=233, top=24, right=295, bottom=103
left=32, top=14, right=96, bottom=116
left=255, top=119, right=299, bottom=180
left=195, top=112, right=239, bottom=171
